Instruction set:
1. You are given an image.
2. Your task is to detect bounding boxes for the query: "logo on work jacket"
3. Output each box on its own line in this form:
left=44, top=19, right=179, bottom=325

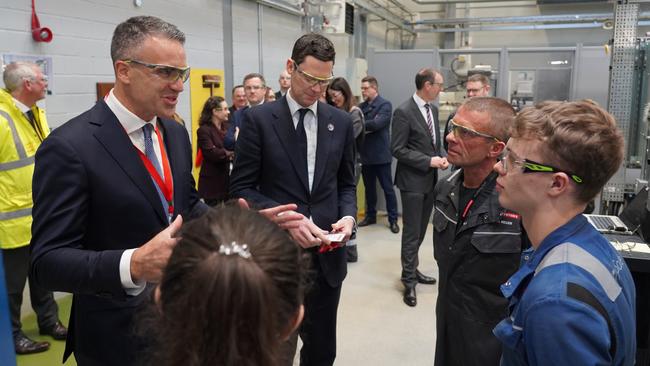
left=499, top=210, right=521, bottom=225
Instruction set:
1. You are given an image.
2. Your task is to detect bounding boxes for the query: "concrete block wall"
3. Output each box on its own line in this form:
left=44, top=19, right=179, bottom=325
left=0, top=0, right=225, bottom=130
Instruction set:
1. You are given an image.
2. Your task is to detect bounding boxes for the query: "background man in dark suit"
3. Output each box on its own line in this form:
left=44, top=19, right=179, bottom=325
left=275, top=69, right=291, bottom=99
left=358, top=76, right=399, bottom=233
left=228, top=84, right=247, bottom=115
left=230, top=33, right=356, bottom=366
left=224, top=73, right=266, bottom=151
left=391, top=68, right=448, bottom=307
left=29, top=16, right=208, bottom=366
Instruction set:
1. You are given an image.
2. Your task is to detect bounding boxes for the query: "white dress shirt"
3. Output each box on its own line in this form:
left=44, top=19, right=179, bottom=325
left=285, top=90, right=356, bottom=230
left=412, top=93, right=436, bottom=143
left=13, top=98, right=31, bottom=115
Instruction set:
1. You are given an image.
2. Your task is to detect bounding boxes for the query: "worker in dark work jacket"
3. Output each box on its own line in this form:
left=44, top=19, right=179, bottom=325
left=433, top=97, right=528, bottom=366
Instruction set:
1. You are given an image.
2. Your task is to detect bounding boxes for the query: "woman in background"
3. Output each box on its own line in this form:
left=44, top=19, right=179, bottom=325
left=326, top=77, right=365, bottom=262
left=197, top=96, right=233, bottom=205
left=150, top=205, right=307, bottom=366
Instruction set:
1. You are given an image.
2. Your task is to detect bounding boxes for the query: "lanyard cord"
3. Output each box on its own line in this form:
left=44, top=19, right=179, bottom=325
left=460, top=171, right=498, bottom=220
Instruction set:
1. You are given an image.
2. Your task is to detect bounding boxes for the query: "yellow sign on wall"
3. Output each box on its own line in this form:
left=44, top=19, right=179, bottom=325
left=188, top=68, right=225, bottom=184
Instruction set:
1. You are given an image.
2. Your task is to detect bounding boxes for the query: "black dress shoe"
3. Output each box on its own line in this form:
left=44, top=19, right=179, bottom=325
left=403, top=287, right=417, bottom=307
left=416, top=270, right=437, bottom=285
left=14, top=333, right=50, bottom=354
left=389, top=222, right=400, bottom=234
left=358, top=217, right=376, bottom=227
left=40, top=321, right=68, bottom=340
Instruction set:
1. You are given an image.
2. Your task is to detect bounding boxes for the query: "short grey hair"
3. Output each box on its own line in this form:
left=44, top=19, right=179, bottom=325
left=3, top=62, right=38, bottom=93
left=110, top=16, right=185, bottom=63
left=459, top=97, right=516, bottom=143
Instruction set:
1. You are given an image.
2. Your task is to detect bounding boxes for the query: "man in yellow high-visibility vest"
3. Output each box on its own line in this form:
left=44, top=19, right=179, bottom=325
left=0, top=61, right=67, bottom=354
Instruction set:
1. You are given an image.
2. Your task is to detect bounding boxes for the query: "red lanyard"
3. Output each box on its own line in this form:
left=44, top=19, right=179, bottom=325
left=135, top=125, right=174, bottom=217
left=460, top=172, right=497, bottom=220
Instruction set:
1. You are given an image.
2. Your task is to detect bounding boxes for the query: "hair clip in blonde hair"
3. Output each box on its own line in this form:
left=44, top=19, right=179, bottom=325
left=219, top=241, right=251, bottom=259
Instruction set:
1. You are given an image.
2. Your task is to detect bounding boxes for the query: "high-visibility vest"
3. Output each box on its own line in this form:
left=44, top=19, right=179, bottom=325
left=0, top=89, right=50, bottom=249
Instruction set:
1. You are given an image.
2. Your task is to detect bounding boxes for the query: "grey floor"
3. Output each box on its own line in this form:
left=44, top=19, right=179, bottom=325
left=295, top=214, right=440, bottom=365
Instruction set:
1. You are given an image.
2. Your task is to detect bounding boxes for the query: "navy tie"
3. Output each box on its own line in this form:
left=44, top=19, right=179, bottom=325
left=25, top=110, right=36, bottom=125
left=142, top=124, right=169, bottom=220
left=25, top=110, right=43, bottom=141
left=296, top=108, right=309, bottom=172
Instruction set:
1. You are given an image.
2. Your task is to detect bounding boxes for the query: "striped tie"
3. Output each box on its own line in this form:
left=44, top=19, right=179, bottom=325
left=424, top=104, right=435, bottom=145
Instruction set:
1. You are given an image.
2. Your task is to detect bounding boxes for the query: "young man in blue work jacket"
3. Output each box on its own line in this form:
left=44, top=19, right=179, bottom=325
left=492, top=100, right=636, bottom=365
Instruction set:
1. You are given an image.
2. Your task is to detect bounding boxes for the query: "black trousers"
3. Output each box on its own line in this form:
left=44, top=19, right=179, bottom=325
left=281, top=254, right=343, bottom=366
left=361, top=163, right=398, bottom=223
left=400, top=190, right=435, bottom=288
left=2, top=246, right=59, bottom=337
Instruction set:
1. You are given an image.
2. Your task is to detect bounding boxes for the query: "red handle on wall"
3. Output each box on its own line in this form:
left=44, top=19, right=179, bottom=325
left=31, top=0, right=53, bottom=43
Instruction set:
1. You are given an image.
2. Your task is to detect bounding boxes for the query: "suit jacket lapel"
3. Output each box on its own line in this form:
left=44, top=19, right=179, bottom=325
left=271, top=99, right=310, bottom=193
left=408, top=99, right=435, bottom=146
left=312, top=102, right=332, bottom=194
left=92, top=101, right=167, bottom=224
left=158, top=118, right=182, bottom=214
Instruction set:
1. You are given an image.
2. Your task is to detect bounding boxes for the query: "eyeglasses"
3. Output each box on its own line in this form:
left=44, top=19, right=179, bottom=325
left=26, top=75, right=48, bottom=83
left=244, top=85, right=265, bottom=91
left=448, top=119, right=500, bottom=142
left=292, top=60, right=333, bottom=88
left=123, top=59, right=190, bottom=83
left=466, top=88, right=484, bottom=94
left=502, top=149, right=584, bottom=184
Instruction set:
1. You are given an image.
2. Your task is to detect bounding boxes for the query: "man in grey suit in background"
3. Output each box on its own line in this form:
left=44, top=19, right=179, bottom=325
left=391, top=68, right=448, bottom=307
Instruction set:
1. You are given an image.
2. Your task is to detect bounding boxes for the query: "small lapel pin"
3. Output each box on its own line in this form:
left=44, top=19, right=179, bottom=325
left=327, top=123, right=334, bottom=132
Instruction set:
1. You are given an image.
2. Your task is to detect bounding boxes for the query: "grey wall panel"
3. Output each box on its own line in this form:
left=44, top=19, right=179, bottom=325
left=573, top=45, right=611, bottom=107
left=366, top=48, right=441, bottom=214
left=367, top=48, right=440, bottom=108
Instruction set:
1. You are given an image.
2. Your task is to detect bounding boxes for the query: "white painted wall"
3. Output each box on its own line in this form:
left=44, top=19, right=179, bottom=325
left=0, top=0, right=223, bottom=129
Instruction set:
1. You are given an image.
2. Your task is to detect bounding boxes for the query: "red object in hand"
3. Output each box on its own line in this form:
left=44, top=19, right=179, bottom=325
left=318, top=242, right=344, bottom=253
left=31, top=0, right=53, bottom=43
